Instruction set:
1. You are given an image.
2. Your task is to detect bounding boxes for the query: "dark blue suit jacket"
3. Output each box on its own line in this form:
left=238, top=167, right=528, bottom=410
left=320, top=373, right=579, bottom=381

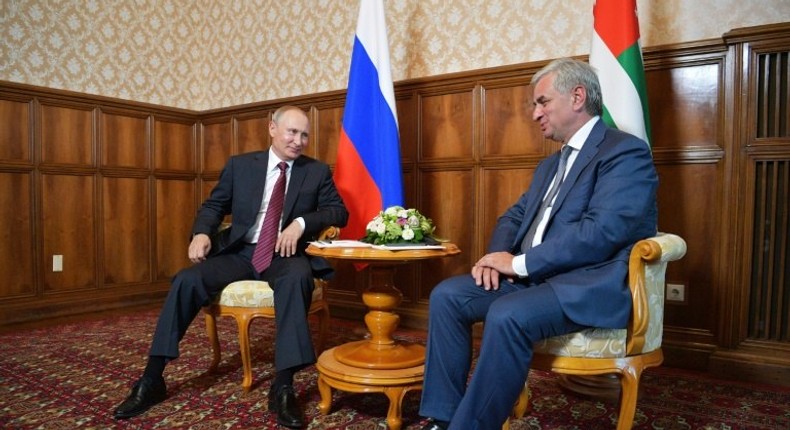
left=488, top=120, right=658, bottom=329
left=191, top=150, right=348, bottom=277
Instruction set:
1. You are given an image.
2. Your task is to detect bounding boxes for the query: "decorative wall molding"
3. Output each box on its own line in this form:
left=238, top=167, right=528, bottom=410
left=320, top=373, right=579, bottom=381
left=2, top=0, right=789, bottom=110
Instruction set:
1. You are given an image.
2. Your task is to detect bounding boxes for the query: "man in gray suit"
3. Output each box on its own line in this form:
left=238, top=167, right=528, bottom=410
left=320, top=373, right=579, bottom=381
left=114, top=106, right=348, bottom=429
left=419, top=58, right=658, bottom=430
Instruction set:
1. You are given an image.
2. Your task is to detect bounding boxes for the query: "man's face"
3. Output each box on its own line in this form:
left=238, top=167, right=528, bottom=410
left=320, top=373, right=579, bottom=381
left=269, top=109, right=309, bottom=161
left=531, top=73, right=578, bottom=143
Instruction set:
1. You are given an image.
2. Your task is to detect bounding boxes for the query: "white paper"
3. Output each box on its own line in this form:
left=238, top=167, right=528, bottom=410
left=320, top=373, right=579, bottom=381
left=309, top=240, right=372, bottom=248
left=309, top=240, right=446, bottom=251
left=370, top=244, right=446, bottom=251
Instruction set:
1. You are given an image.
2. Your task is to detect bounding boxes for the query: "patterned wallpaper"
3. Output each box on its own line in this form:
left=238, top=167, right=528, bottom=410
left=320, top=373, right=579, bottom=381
left=2, top=0, right=789, bottom=110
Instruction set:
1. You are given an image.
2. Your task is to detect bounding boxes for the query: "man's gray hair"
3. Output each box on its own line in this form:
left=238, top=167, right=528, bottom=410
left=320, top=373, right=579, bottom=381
left=531, top=58, right=603, bottom=117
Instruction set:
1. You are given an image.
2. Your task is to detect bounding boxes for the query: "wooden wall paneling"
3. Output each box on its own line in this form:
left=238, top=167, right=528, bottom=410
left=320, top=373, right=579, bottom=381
left=732, top=29, right=790, bottom=346
left=753, top=49, right=790, bottom=140
left=731, top=33, right=790, bottom=349
left=420, top=90, right=475, bottom=161
left=656, top=163, right=720, bottom=341
left=201, top=117, right=232, bottom=173
left=480, top=167, right=536, bottom=252
left=397, top=95, right=418, bottom=164
left=155, top=178, right=195, bottom=281
left=418, top=168, right=474, bottom=302
left=0, top=94, right=35, bottom=301
left=647, top=62, right=722, bottom=151
left=642, top=53, right=726, bottom=349
left=0, top=96, right=32, bottom=163
left=0, top=172, right=35, bottom=299
left=746, top=157, right=789, bottom=341
left=100, top=109, right=150, bottom=169
left=41, top=174, right=96, bottom=292
left=704, top=24, right=790, bottom=387
left=39, top=101, right=95, bottom=166
left=481, top=84, right=548, bottom=159
left=313, top=104, right=343, bottom=166
left=154, top=117, right=196, bottom=172
left=399, top=95, right=419, bottom=210
left=235, top=111, right=270, bottom=155
left=102, top=176, right=150, bottom=285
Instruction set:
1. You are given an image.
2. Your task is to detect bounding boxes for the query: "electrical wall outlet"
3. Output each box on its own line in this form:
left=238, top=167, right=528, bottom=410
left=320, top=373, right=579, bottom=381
left=53, top=255, right=63, bottom=272
left=666, top=283, right=685, bottom=302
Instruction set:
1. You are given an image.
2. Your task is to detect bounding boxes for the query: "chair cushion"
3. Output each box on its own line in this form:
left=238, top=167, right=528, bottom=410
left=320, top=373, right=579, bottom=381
left=216, top=280, right=324, bottom=308
left=534, top=328, right=627, bottom=358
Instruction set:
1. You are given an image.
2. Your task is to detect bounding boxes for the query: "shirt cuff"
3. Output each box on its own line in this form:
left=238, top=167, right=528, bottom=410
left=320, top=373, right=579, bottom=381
left=512, top=253, right=528, bottom=278
left=295, top=217, right=306, bottom=231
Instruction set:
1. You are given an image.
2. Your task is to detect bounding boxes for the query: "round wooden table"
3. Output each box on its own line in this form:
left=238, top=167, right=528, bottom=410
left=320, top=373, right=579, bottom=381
left=306, top=242, right=461, bottom=430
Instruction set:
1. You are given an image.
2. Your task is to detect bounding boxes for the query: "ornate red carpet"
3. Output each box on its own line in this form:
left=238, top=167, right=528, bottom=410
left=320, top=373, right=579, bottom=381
left=0, top=308, right=787, bottom=429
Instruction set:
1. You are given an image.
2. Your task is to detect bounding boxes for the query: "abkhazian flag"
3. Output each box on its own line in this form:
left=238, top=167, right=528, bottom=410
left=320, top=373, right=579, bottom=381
left=334, top=0, right=404, bottom=240
left=590, top=0, right=652, bottom=146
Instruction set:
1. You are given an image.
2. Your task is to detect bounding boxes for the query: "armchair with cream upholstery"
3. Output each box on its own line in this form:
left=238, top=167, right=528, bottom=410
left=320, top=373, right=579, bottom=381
left=203, top=226, right=340, bottom=393
left=505, top=232, right=687, bottom=430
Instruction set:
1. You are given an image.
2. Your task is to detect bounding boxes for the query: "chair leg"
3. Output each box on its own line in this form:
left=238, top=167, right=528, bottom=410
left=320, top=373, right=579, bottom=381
left=204, top=308, right=221, bottom=373
left=235, top=313, right=255, bottom=393
left=504, top=382, right=530, bottom=429
left=616, top=366, right=643, bottom=430
left=512, top=383, right=530, bottom=418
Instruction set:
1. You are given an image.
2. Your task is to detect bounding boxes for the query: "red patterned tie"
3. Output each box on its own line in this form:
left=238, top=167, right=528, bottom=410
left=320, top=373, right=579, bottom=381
left=251, top=162, right=288, bottom=272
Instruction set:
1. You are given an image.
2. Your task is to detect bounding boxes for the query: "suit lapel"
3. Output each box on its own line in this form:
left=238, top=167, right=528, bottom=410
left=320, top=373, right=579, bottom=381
left=513, top=152, right=561, bottom=246
left=283, top=156, right=307, bottom=220
left=523, top=155, right=558, bottom=219
left=551, top=120, right=606, bottom=214
left=234, top=151, right=269, bottom=228
left=251, top=151, right=270, bottom=205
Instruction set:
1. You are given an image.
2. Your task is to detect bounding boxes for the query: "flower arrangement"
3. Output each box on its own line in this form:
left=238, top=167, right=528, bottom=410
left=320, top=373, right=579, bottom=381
left=362, top=206, right=436, bottom=245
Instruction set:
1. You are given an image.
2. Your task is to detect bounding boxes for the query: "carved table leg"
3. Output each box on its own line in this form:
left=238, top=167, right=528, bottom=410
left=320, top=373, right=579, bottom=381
left=317, top=374, right=333, bottom=415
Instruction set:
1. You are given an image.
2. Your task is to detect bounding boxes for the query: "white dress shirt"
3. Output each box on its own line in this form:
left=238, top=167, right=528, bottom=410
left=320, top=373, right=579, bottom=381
left=245, top=150, right=303, bottom=243
left=512, top=116, right=600, bottom=277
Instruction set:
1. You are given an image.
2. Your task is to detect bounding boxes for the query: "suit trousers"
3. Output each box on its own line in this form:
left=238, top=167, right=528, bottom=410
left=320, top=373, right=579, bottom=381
left=419, top=275, right=586, bottom=430
left=149, top=244, right=316, bottom=372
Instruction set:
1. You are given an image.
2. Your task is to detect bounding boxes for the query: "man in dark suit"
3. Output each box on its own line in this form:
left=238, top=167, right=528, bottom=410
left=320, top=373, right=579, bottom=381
left=113, top=106, right=348, bottom=429
left=419, top=58, right=658, bottom=430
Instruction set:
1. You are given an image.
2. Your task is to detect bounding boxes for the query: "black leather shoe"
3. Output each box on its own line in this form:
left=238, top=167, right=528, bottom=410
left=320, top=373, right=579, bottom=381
left=113, top=376, right=167, bottom=419
left=421, top=418, right=449, bottom=430
left=268, top=384, right=305, bottom=428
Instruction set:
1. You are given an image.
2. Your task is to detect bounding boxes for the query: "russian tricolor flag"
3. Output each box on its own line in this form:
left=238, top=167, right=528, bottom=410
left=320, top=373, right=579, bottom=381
left=334, top=0, right=404, bottom=240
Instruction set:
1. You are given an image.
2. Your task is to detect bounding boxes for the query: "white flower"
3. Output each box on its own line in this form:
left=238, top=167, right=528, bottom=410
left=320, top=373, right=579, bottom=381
left=363, top=206, right=435, bottom=245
